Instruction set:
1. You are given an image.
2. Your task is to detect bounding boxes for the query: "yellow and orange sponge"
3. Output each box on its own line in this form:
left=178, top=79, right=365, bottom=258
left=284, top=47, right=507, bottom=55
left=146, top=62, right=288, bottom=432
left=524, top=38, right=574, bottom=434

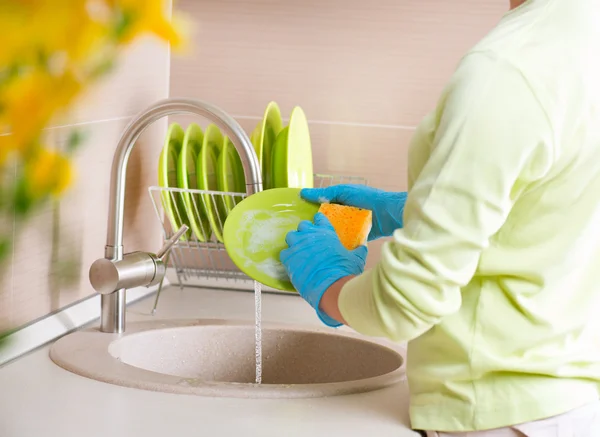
left=318, top=203, right=372, bottom=250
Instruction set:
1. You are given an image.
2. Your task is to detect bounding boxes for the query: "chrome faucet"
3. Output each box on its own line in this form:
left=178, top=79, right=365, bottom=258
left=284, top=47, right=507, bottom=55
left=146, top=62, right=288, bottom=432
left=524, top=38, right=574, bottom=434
left=88, top=98, right=262, bottom=333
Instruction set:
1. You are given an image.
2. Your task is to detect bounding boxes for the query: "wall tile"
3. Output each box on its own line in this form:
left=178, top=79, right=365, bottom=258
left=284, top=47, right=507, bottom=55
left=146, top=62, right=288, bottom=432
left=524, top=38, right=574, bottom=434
left=49, top=36, right=171, bottom=127
left=10, top=206, right=54, bottom=327
left=170, top=0, right=505, bottom=126
left=234, top=117, right=413, bottom=192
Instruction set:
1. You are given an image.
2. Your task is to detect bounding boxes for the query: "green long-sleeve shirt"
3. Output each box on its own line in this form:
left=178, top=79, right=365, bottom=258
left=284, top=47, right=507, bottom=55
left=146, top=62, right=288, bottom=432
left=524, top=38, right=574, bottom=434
left=338, top=0, right=600, bottom=431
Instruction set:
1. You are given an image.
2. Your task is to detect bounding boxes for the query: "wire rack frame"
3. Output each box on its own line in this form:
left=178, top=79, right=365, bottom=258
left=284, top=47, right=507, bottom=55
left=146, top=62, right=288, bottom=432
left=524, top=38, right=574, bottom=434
left=148, top=174, right=368, bottom=288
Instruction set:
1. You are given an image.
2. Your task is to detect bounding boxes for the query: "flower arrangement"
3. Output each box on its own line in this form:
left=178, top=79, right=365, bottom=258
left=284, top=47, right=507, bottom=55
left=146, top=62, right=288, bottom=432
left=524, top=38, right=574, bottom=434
left=0, top=0, right=187, bottom=264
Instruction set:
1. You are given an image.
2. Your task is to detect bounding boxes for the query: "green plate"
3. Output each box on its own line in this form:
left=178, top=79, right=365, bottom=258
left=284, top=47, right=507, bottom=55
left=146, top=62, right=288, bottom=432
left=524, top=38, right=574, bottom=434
left=198, top=124, right=227, bottom=242
left=250, top=123, right=261, bottom=158
left=177, top=123, right=211, bottom=241
left=250, top=101, right=283, bottom=190
left=158, top=123, right=188, bottom=238
left=223, top=188, right=319, bottom=291
left=217, top=136, right=246, bottom=213
left=271, top=106, right=313, bottom=189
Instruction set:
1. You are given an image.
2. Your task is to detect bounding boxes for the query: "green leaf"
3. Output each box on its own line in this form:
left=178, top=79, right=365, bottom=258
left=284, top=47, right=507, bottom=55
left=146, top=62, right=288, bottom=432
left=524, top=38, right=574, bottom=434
left=90, top=58, right=116, bottom=80
left=114, top=9, right=135, bottom=40
left=66, top=129, right=87, bottom=154
left=0, top=328, right=16, bottom=350
left=0, top=238, right=10, bottom=263
left=0, top=63, right=20, bottom=87
left=35, top=47, right=48, bottom=68
left=13, top=177, right=35, bottom=216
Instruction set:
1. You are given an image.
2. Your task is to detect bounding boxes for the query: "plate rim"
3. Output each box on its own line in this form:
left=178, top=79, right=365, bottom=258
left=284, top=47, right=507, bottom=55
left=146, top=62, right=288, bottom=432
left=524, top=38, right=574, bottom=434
left=271, top=125, right=289, bottom=189
left=178, top=123, right=210, bottom=241
left=198, top=123, right=226, bottom=242
left=259, top=101, right=283, bottom=189
left=218, top=135, right=245, bottom=212
left=158, top=122, right=186, bottom=237
left=272, top=106, right=313, bottom=189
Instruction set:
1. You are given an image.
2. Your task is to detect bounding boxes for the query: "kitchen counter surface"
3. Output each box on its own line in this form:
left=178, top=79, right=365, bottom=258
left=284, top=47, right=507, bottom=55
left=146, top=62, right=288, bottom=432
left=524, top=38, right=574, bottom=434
left=0, top=286, right=416, bottom=437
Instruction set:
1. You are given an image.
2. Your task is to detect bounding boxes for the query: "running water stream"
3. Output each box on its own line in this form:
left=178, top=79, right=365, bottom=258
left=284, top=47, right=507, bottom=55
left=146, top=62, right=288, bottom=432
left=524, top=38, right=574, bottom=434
left=254, top=280, right=262, bottom=384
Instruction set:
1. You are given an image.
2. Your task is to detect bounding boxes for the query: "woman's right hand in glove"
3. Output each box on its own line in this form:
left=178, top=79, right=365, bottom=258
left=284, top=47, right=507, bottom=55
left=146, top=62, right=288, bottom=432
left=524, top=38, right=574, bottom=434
left=300, top=184, right=408, bottom=241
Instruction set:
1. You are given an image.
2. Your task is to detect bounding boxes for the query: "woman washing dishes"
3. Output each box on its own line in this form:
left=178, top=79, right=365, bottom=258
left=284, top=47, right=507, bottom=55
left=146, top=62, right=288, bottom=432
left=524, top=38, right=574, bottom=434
left=280, top=0, right=600, bottom=435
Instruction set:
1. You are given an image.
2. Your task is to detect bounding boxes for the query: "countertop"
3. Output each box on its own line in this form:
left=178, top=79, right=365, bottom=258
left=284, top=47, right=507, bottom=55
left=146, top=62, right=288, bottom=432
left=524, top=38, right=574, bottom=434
left=0, top=286, right=416, bottom=437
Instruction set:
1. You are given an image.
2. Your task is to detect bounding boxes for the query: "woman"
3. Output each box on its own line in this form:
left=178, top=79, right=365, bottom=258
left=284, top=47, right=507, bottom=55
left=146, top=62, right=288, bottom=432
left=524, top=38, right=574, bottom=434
left=280, top=0, right=600, bottom=435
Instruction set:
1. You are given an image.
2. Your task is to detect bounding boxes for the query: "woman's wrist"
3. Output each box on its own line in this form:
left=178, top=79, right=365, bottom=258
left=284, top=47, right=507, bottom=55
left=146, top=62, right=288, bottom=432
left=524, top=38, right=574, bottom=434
left=318, top=276, right=354, bottom=326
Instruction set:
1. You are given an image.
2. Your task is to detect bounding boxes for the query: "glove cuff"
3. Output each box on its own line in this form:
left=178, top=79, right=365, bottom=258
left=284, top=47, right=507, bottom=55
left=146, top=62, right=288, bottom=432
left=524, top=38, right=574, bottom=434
left=316, top=308, right=343, bottom=328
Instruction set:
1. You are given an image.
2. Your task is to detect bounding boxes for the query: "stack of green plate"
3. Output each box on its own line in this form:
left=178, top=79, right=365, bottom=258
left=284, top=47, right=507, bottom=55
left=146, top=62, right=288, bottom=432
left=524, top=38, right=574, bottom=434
left=250, top=101, right=314, bottom=190
left=158, top=122, right=246, bottom=243
left=158, top=101, right=314, bottom=245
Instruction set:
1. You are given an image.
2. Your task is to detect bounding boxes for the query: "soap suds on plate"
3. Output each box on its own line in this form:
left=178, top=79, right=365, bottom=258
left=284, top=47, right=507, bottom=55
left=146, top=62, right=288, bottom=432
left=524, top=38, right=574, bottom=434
left=253, top=258, right=288, bottom=281
left=234, top=208, right=300, bottom=283
left=238, top=210, right=297, bottom=255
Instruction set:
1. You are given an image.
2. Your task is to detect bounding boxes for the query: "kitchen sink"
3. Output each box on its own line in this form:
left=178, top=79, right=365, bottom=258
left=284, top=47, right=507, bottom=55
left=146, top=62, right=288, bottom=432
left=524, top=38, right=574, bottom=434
left=50, top=319, right=405, bottom=398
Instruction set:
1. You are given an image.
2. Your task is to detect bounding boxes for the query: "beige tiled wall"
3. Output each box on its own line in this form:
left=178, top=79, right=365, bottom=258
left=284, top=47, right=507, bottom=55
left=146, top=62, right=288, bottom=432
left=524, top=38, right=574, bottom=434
left=170, top=0, right=507, bottom=268
left=0, top=1, right=509, bottom=332
left=0, top=36, right=171, bottom=332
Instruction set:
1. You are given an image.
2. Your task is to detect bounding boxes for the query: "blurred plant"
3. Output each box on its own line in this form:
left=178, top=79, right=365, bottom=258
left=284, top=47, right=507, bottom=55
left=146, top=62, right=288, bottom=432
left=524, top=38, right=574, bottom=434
left=0, top=1, right=189, bottom=344
left=0, top=0, right=188, bottom=261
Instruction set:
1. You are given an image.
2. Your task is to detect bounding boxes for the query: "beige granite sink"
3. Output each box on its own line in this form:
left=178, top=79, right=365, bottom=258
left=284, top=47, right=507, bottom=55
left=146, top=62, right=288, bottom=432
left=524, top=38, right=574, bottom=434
left=50, top=319, right=406, bottom=398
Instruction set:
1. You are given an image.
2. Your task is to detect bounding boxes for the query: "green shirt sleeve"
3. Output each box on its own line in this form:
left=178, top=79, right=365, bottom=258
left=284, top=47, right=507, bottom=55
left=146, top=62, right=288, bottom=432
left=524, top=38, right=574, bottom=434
left=338, top=54, right=555, bottom=341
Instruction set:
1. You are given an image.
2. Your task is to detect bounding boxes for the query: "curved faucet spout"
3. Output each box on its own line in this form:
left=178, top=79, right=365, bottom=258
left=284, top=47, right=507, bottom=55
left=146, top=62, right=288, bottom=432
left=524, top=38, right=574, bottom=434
left=99, top=98, right=262, bottom=333
left=106, top=98, right=262, bottom=255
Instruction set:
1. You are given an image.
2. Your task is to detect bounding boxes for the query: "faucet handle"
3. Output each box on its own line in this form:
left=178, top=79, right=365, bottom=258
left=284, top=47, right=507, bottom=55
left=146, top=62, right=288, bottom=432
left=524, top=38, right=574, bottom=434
left=156, top=225, right=189, bottom=260
left=89, top=224, right=189, bottom=295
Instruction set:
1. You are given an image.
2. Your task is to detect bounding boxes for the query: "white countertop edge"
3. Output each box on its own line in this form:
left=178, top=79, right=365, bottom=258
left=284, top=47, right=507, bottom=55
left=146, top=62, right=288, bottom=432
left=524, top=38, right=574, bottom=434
left=0, top=281, right=167, bottom=367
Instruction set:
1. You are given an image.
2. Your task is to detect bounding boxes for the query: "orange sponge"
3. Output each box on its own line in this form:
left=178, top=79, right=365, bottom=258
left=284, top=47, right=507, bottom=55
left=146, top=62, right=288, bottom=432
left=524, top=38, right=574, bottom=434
left=318, top=203, right=372, bottom=250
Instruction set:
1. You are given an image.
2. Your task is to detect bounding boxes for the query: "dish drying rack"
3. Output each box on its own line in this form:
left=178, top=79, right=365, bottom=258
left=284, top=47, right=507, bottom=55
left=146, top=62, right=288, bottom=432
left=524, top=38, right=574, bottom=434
left=148, top=174, right=367, bottom=308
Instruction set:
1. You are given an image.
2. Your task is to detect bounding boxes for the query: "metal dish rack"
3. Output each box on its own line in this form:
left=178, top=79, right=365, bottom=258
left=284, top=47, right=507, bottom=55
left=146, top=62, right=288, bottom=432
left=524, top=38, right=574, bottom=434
left=148, top=173, right=367, bottom=304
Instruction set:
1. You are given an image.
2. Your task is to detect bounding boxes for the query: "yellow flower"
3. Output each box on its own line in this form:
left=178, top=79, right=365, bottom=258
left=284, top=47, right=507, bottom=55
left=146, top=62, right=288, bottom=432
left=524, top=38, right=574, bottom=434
left=1, top=69, right=81, bottom=149
left=0, top=0, right=188, bottom=205
left=0, top=2, right=29, bottom=67
left=0, top=1, right=103, bottom=63
left=25, top=147, right=73, bottom=198
left=109, top=0, right=187, bottom=49
left=0, top=136, right=18, bottom=166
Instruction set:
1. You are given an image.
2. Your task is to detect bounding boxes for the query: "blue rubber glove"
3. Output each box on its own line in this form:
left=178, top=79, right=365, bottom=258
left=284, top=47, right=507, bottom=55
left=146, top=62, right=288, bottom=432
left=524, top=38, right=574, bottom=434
left=280, top=212, right=368, bottom=327
left=301, top=185, right=408, bottom=241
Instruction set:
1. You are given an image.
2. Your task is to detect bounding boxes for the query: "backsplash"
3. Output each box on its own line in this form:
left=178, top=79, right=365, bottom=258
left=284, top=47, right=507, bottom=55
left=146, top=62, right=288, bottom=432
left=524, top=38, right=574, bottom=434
left=0, top=1, right=507, bottom=333
left=0, top=37, right=171, bottom=333
left=169, top=0, right=506, bottom=267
